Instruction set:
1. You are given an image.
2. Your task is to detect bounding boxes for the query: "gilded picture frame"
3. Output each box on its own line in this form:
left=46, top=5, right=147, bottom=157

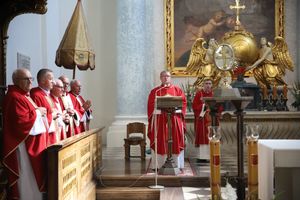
left=164, top=0, right=284, bottom=77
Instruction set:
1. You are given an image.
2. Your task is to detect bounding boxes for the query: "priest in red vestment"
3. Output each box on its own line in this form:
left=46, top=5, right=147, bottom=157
left=30, top=68, right=58, bottom=145
left=69, top=79, right=93, bottom=134
left=192, top=78, right=222, bottom=161
left=50, top=79, right=71, bottom=140
left=59, top=75, right=79, bottom=138
left=147, top=71, right=187, bottom=169
left=2, top=68, right=48, bottom=199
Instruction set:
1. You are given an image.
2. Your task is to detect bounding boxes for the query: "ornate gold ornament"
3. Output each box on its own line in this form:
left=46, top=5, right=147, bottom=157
left=246, top=36, right=294, bottom=89
left=186, top=38, right=222, bottom=88
left=164, top=0, right=285, bottom=77
left=213, top=44, right=235, bottom=71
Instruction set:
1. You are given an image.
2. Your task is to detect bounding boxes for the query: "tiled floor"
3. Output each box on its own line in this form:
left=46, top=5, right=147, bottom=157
left=102, top=144, right=247, bottom=176
left=101, top=145, right=246, bottom=199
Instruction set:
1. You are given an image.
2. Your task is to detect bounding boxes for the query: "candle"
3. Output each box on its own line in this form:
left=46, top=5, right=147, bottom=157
left=272, top=85, right=277, bottom=99
left=210, top=140, right=221, bottom=200
left=262, top=86, right=268, bottom=100
left=247, top=139, right=258, bottom=200
left=283, top=85, right=288, bottom=99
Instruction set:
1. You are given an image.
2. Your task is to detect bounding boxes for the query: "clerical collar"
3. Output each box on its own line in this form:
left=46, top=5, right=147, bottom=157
left=70, top=92, right=79, bottom=97
left=39, top=86, right=50, bottom=96
left=161, top=83, right=171, bottom=87
left=204, top=89, right=212, bottom=94
left=51, top=94, right=59, bottom=103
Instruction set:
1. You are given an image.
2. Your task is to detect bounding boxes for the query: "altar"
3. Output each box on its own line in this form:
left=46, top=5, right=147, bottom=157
left=258, top=140, right=300, bottom=200
left=185, top=111, right=300, bottom=146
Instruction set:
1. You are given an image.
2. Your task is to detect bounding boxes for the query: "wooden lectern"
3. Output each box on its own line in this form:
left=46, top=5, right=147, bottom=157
left=156, top=95, right=182, bottom=175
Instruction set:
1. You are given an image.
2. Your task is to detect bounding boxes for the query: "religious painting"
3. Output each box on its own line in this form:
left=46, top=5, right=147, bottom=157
left=165, top=0, right=284, bottom=76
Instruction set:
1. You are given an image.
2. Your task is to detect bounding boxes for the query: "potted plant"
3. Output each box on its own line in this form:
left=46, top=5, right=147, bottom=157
left=180, top=82, right=195, bottom=112
left=290, top=82, right=300, bottom=110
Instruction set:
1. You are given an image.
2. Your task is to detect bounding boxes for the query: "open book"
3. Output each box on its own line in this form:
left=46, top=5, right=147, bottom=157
left=199, top=104, right=206, bottom=118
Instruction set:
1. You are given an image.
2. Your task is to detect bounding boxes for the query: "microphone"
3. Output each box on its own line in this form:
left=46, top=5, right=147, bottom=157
left=154, top=85, right=172, bottom=114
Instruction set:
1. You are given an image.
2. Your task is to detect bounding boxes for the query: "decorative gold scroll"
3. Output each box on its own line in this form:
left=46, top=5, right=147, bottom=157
left=164, top=0, right=284, bottom=77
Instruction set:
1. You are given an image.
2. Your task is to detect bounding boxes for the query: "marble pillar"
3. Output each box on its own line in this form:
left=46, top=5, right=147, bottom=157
left=107, top=0, right=162, bottom=147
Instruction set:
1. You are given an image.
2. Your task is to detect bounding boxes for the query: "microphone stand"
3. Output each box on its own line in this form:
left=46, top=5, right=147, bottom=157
left=149, top=88, right=164, bottom=190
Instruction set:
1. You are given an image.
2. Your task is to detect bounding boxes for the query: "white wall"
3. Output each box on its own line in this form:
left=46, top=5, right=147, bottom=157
left=6, top=0, right=78, bottom=84
left=83, top=0, right=118, bottom=143
left=7, top=14, right=44, bottom=85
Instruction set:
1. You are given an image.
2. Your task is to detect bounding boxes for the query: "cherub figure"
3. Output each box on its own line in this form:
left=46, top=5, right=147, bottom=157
left=186, top=38, right=222, bottom=89
left=197, top=11, right=226, bottom=39
left=246, top=36, right=294, bottom=89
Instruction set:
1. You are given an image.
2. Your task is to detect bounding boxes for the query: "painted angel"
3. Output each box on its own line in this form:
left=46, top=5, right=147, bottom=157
left=186, top=38, right=222, bottom=89
left=246, top=36, right=294, bottom=89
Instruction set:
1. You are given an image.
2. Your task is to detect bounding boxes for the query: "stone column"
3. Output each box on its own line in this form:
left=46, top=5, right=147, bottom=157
left=297, top=0, right=300, bottom=79
left=107, top=0, right=157, bottom=147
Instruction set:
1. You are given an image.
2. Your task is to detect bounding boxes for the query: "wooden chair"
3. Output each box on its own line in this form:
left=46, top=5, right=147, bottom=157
left=124, top=122, right=146, bottom=160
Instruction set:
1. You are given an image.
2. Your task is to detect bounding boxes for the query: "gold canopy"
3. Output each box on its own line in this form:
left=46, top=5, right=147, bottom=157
left=55, top=0, right=95, bottom=77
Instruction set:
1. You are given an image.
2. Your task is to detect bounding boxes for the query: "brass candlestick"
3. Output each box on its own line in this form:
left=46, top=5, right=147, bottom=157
left=246, top=125, right=260, bottom=200
left=209, top=126, right=221, bottom=200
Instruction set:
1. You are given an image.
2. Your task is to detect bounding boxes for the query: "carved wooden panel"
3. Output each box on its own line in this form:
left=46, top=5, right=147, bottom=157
left=47, top=128, right=103, bottom=200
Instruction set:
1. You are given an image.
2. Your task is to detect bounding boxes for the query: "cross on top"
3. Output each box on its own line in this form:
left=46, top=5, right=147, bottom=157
left=229, top=0, right=245, bottom=26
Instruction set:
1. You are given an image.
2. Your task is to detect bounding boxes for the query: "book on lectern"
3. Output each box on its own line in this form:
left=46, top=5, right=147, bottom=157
left=156, top=94, right=182, bottom=110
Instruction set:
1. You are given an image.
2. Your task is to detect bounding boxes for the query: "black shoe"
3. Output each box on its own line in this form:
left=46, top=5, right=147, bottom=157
left=196, top=159, right=210, bottom=163
left=146, top=149, right=151, bottom=154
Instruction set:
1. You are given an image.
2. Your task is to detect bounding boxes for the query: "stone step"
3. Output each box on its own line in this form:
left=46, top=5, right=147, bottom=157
left=96, top=174, right=211, bottom=187
left=96, top=187, right=160, bottom=200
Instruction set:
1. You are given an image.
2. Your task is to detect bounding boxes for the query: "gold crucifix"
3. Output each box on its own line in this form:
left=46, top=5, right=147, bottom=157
left=230, top=0, right=245, bottom=27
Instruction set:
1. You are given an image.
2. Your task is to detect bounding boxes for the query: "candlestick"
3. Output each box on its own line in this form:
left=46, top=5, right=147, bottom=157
left=247, top=139, right=258, bottom=200
left=272, top=85, right=277, bottom=99
left=262, top=86, right=268, bottom=100
left=210, top=140, right=221, bottom=200
left=283, top=84, right=288, bottom=99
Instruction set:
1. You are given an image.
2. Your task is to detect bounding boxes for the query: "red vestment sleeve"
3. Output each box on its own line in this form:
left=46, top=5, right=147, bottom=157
left=192, top=90, right=213, bottom=146
left=147, top=85, right=186, bottom=155
left=69, top=93, right=85, bottom=134
left=2, top=86, right=47, bottom=199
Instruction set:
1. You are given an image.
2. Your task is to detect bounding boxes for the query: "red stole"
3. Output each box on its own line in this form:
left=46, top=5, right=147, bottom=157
left=50, top=95, right=67, bottom=141
left=30, top=87, right=56, bottom=145
left=147, top=84, right=187, bottom=155
left=68, top=92, right=86, bottom=134
left=192, top=89, right=213, bottom=146
left=2, top=85, right=47, bottom=199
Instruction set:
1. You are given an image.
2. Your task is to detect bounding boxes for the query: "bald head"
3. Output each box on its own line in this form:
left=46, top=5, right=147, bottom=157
left=59, top=75, right=70, bottom=94
left=12, top=68, right=33, bottom=92
left=51, top=79, right=64, bottom=97
left=70, top=79, right=81, bottom=95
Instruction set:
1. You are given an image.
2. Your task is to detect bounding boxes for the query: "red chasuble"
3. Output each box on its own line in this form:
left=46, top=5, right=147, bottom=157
left=2, top=85, right=47, bottom=199
left=192, top=89, right=213, bottom=146
left=60, top=93, right=78, bottom=138
left=68, top=93, right=87, bottom=134
left=147, top=84, right=187, bottom=155
left=30, top=87, right=56, bottom=144
left=50, top=94, right=67, bottom=140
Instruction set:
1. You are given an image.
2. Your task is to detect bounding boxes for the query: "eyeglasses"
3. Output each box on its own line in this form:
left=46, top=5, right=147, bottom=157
left=54, top=85, right=64, bottom=89
left=18, top=77, right=34, bottom=82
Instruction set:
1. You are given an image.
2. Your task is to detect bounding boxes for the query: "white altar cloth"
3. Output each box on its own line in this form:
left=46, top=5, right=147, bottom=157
left=258, top=139, right=300, bottom=200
